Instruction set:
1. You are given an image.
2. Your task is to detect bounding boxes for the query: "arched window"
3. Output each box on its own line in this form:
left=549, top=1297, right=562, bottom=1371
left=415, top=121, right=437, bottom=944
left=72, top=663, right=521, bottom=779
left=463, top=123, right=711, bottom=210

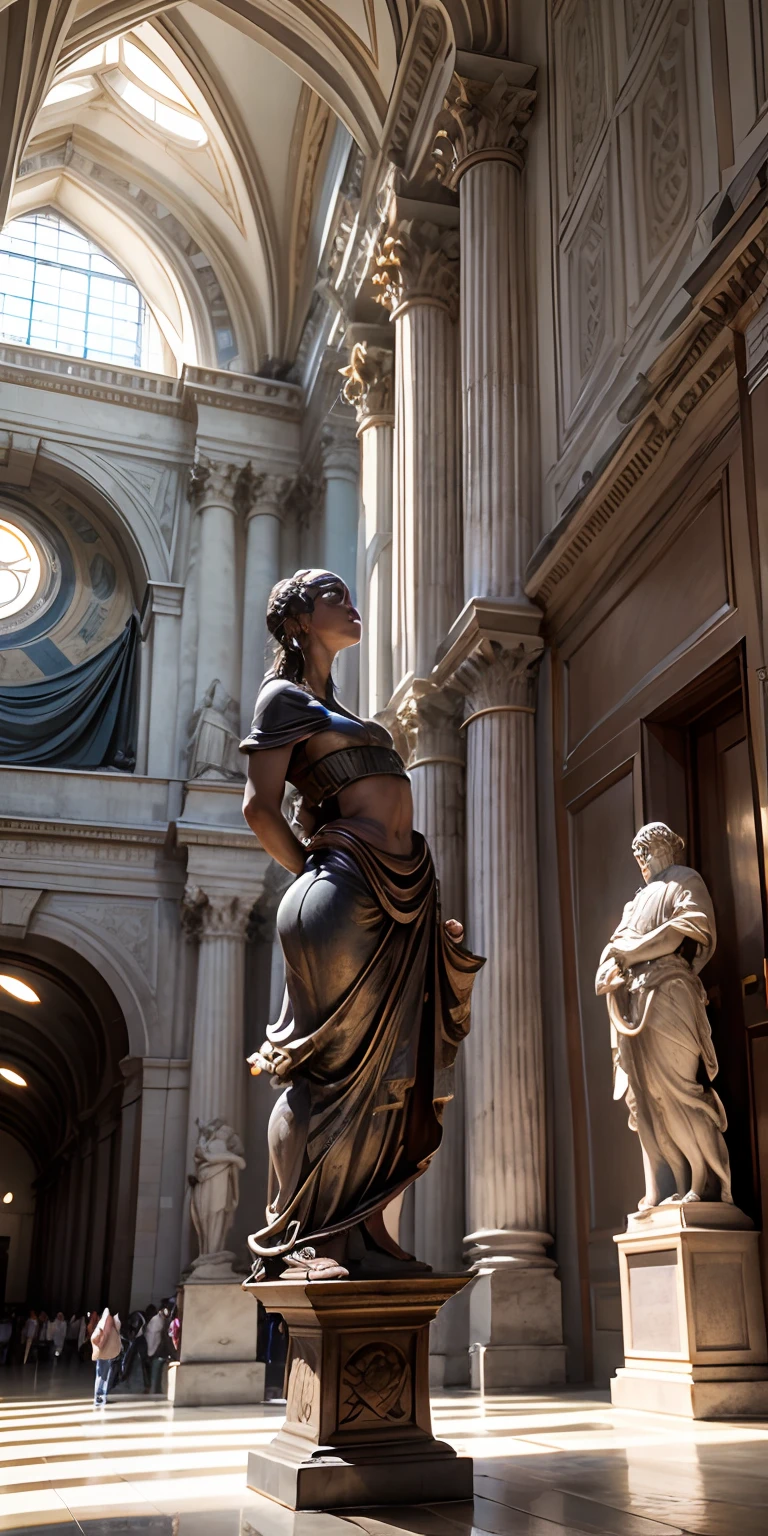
left=0, top=212, right=165, bottom=370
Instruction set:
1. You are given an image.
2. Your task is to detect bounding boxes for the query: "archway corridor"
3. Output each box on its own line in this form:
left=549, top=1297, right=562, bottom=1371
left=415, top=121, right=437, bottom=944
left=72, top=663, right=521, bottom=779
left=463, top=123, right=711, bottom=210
left=0, top=938, right=137, bottom=1319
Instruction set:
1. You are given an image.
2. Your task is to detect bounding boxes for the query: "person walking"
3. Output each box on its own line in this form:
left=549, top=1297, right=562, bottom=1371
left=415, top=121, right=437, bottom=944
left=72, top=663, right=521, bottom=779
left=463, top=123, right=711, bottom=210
left=50, top=1313, right=67, bottom=1360
left=80, top=1311, right=98, bottom=1362
left=0, top=1316, right=11, bottom=1366
left=22, top=1310, right=38, bottom=1364
left=91, top=1307, right=121, bottom=1407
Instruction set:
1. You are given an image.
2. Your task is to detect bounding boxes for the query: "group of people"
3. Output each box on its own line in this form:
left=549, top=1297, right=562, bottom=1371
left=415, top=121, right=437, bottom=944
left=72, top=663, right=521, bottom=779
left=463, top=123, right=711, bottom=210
left=0, top=1300, right=179, bottom=1404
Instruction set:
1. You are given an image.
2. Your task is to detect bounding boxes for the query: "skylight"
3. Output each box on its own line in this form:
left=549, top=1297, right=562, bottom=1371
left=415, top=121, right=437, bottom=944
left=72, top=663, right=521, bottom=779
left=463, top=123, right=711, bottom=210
left=42, top=32, right=207, bottom=146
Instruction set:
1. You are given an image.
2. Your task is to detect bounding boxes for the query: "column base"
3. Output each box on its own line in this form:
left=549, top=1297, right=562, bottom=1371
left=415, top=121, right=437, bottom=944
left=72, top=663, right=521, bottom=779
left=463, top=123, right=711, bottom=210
left=168, top=1275, right=263, bottom=1407
left=467, top=1243, right=566, bottom=1389
left=246, top=1274, right=472, bottom=1510
left=470, top=1343, right=568, bottom=1390
left=168, top=1359, right=265, bottom=1407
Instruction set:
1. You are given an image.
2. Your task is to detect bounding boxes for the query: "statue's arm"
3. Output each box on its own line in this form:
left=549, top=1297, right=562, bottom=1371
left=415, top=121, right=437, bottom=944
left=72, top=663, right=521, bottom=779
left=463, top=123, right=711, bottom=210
left=609, top=916, right=700, bottom=965
left=243, top=745, right=309, bottom=874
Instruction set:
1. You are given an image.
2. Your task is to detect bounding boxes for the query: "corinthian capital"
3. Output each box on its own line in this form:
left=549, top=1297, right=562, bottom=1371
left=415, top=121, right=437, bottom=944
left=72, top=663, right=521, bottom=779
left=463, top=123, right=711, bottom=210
left=373, top=219, right=459, bottom=320
left=433, top=73, right=536, bottom=187
left=182, top=885, right=251, bottom=942
left=340, top=342, right=394, bottom=429
left=396, top=683, right=465, bottom=766
left=455, top=640, right=541, bottom=716
left=188, top=457, right=240, bottom=510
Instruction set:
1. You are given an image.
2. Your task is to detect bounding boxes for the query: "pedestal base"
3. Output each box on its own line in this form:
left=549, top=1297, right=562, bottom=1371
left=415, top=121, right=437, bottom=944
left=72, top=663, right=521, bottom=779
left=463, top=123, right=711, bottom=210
left=611, top=1202, right=768, bottom=1419
left=611, top=1363, right=768, bottom=1418
left=169, top=1276, right=264, bottom=1408
left=246, top=1275, right=472, bottom=1510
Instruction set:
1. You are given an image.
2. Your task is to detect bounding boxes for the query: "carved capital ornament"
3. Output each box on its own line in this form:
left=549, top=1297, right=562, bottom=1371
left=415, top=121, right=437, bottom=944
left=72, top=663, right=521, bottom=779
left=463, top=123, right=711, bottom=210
left=433, top=74, right=537, bottom=187
left=372, top=220, right=460, bottom=320
left=340, top=342, right=394, bottom=429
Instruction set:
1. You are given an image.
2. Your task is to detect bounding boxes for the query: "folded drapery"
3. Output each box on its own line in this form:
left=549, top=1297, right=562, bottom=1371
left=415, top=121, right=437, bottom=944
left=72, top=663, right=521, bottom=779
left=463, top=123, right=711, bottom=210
left=0, top=614, right=138, bottom=769
left=248, top=825, right=484, bottom=1257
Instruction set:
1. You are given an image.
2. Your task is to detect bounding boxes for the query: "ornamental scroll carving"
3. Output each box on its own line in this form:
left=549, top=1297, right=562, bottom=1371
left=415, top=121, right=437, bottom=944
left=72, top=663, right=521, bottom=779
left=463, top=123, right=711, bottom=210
left=563, top=0, right=605, bottom=196
left=433, top=74, right=536, bottom=187
left=643, top=5, right=691, bottom=263
left=340, top=1341, right=411, bottom=1425
left=373, top=221, right=459, bottom=318
left=340, top=343, right=394, bottom=425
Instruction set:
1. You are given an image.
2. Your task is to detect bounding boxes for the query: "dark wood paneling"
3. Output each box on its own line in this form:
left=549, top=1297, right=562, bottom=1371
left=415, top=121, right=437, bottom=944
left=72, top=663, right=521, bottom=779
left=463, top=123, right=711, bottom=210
left=566, top=484, right=732, bottom=755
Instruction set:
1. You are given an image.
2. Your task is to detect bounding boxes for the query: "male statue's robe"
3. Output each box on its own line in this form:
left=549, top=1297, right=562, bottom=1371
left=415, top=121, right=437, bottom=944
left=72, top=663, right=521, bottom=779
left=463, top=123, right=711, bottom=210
left=596, top=865, right=732, bottom=1208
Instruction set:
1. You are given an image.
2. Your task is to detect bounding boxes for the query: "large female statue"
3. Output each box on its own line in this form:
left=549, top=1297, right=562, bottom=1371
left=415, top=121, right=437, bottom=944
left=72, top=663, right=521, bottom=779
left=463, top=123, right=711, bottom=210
left=241, top=569, right=482, bottom=1281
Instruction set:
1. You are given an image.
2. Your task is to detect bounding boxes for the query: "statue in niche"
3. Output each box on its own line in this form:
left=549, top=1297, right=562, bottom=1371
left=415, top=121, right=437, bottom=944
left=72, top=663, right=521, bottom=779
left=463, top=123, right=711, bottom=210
left=187, top=679, right=243, bottom=780
left=189, top=1118, right=246, bottom=1271
left=596, top=821, right=733, bottom=1213
left=240, top=569, right=483, bottom=1281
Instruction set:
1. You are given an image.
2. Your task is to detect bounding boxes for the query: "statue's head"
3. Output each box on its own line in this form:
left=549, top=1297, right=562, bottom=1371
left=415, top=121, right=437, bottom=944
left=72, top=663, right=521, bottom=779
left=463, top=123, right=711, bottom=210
left=266, top=569, right=361, bottom=684
left=631, top=822, right=685, bottom=884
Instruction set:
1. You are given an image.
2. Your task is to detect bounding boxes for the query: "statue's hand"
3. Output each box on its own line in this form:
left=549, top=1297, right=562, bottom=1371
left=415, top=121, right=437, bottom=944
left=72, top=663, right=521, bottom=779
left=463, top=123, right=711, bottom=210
left=444, top=918, right=464, bottom=942
left=248, top=1040, right=292, bottom=1079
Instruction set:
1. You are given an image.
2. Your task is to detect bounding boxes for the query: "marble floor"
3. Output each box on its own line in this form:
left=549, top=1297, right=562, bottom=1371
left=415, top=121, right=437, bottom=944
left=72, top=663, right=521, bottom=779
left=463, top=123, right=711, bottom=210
left=0, top=1369, right=766, bottom=1536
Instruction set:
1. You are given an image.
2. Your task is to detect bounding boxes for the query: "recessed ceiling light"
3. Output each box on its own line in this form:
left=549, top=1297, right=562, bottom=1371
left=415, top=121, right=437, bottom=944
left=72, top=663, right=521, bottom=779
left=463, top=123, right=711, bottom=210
left=0, top=1067, right=27, bottom=1087
left=2, top=1192, right=12, bottom=1204
left=0, top=975, right=40, bottom=1004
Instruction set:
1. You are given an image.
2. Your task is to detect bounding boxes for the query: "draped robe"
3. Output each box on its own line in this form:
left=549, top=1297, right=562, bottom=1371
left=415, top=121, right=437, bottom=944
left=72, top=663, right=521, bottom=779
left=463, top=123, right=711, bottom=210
left=595, top=865, right=732, bottom=1206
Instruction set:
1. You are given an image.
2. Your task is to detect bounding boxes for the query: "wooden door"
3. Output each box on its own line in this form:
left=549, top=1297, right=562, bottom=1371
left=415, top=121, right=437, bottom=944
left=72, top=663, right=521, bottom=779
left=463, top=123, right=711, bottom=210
left=691, top=700, right=768, bottom=1245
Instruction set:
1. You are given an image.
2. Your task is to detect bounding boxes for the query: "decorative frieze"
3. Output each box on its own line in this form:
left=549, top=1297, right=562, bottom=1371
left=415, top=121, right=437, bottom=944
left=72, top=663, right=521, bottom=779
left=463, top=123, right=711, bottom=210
left=380, top=1, right=455, bottom=178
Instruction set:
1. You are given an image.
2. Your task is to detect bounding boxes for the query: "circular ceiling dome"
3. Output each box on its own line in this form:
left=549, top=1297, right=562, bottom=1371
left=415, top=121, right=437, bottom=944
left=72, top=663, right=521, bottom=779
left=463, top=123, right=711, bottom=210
left=0, top=513, right=60, bottom=638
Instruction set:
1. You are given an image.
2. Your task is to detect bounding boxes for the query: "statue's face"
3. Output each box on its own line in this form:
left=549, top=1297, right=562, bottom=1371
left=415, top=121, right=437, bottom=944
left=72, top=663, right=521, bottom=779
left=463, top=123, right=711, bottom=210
left=634, top=846, right=673, bottom=883
left=302, top=572, right=362, bottom=651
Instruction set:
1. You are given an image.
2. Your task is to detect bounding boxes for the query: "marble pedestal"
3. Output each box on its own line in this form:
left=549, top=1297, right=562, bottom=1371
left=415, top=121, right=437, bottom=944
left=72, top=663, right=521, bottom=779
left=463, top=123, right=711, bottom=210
left=168, top=1277, right=265, bottom=1407
left=246, top=1275, right=472, bottom=1509
left=611, top=1202, right=768, bottom=1418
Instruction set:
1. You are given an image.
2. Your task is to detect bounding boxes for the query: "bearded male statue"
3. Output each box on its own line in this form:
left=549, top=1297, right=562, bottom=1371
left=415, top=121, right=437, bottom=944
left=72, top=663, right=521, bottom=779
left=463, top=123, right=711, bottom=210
left=595, top=822, right=733, bottom=1213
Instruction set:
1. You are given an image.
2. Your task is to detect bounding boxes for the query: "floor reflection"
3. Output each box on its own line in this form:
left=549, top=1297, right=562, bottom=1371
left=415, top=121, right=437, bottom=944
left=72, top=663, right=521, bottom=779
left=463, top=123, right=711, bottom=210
left=0, top=1370, right=766, bottom=1535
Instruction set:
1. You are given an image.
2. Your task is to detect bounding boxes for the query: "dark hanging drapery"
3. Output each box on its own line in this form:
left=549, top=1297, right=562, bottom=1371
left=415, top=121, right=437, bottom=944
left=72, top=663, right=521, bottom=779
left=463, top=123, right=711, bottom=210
left=0, top=614, right=139, bottom=770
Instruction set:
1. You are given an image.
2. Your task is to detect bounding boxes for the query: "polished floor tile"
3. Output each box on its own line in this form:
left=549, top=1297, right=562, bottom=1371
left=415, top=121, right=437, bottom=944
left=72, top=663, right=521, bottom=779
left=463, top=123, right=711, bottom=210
left=1, top=1371, right=768, bottom=1535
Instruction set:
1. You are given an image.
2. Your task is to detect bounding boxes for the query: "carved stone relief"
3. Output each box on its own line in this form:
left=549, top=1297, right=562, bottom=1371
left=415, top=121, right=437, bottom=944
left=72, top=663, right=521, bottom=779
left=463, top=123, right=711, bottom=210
left=571, top=162, right=610, bottom=399
left=643, top=6, right=691, bottom=263
left=562, top=0, right=606, bottom=196
left=50, top=896, right=156, bottom=984
left=625, top=0, right=655, bottom=55
left=339, top=1340, right=411, bottom=1425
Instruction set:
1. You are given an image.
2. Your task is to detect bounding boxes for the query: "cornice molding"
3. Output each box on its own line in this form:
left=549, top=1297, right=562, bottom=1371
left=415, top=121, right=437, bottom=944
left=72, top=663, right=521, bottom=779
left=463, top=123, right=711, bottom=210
left=0, top=347, right=304, bottom=423
left=525, top=213, right=768, bottom=616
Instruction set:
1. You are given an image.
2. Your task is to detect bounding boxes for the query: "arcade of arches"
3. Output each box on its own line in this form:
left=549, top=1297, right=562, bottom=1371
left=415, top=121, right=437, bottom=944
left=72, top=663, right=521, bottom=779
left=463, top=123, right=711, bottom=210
left=3, top=0, right=768, bottom=1405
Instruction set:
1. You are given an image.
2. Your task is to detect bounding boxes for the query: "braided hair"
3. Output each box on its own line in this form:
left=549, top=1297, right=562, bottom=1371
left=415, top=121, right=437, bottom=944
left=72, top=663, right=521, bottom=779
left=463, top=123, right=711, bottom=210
left=265, top=570, right=320, bottom=684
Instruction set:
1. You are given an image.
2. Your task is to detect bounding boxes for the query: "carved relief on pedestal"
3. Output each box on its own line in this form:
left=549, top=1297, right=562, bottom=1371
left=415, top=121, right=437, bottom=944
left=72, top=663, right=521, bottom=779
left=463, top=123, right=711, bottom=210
left=433, top=73, right=536, bottom=187
left=339, top=1340, right=412, bottom=1425
left=373, top=220, right=459, bottom=319
left=340, top=342, right=394, bottom=429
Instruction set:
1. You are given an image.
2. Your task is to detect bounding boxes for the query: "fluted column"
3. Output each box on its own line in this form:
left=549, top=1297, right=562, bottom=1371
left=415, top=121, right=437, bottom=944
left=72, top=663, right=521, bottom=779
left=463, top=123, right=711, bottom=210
left=188, top=458, right=242, bottom=706
left=182, top=887, right=250, bottom=1143
left=320, top=422, right=360, bottom=709
left=240, top=472, right=285, bottom=735
left=434, top=67, right=536, bottom=600
left=373, top=208, right=461, bottom=685
left=341, top=338, right=394, bottom=717
left=455, top=640, right=565, bottom=1387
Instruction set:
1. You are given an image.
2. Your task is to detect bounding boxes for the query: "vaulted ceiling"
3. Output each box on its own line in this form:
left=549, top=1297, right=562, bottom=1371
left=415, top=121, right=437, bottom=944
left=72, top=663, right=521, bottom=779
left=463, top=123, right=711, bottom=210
left=0, top=0, right=514, bottom=374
